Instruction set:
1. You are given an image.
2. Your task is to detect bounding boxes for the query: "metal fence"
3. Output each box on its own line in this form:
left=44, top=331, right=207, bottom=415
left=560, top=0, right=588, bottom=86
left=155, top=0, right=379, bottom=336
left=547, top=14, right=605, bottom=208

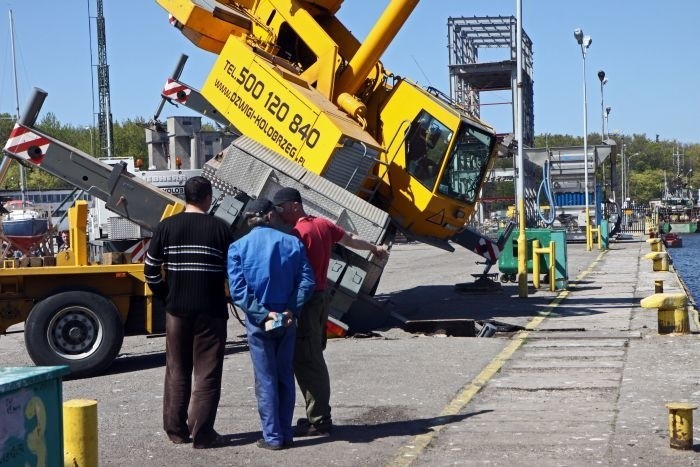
left=618, top=205, right=650, bottom=235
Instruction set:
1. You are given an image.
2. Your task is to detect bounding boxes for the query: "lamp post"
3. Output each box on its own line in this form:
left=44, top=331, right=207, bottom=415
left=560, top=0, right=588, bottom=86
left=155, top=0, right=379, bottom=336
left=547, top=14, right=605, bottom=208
left=598, top=70, right=607, bottom=141
left=620, top=142, right=626, bottom=205
left=515, top=0, right=528, bottom=297
left=597, top=70, right=609, bottom=206
left=605, top=107, right=611, bottom=140
left=575, top=28, right=593, bottom=250
left=85, top=126, right=94, bottom=155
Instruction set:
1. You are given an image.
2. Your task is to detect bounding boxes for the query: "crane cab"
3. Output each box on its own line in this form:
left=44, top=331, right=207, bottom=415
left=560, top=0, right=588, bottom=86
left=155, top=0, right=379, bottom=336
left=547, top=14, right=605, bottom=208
left=375, top=80, right=498, bottom=241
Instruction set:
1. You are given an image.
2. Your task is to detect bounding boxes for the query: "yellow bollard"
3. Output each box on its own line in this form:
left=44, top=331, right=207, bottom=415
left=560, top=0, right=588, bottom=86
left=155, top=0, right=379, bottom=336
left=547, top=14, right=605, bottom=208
left=644, top=251, right=669, bottom=272
left=655, top=280, right=664, bottom=293
left=63, top=399, right=98, bottom=467
left=665, top=402, right=698, bottom=450
left=584, top=212, right=593, bottom=251
left=590, top=225, right=601, bottom=251
left=532, top=239, right=556, bottom=291
left=646, top=238, right=662, bottom=252
left=640, top=293, right=689, bottom=335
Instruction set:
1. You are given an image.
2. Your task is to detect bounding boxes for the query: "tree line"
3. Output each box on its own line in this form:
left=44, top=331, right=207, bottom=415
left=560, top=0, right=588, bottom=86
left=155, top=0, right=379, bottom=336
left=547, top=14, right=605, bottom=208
left=1, top=112, right=697, bottom=206
left=533, top=133, right=700, bottom=205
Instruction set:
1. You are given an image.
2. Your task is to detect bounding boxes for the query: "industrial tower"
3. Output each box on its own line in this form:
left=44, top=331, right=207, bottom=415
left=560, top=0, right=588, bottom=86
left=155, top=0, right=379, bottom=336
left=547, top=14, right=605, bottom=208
left=95, top=0, right=114, bottom=158
left=447, top=16, right=534, bottom=147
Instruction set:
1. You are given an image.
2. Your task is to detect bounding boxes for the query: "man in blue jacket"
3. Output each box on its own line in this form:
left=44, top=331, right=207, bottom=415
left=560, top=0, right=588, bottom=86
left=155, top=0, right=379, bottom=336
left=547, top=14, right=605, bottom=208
left=228, top=197, right=315, bottom=450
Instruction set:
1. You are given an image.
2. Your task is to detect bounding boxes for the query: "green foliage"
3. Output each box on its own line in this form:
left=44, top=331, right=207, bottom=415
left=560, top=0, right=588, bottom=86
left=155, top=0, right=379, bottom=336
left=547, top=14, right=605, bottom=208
left=629, top=169, right=665, bottom=205
left=533, top=133, right=582, bottom=148
left=113, top=118, right=149, bottom=168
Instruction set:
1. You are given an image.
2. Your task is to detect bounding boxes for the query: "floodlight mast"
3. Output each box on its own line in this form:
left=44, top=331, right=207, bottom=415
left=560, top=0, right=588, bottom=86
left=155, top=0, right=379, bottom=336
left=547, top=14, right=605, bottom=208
left=574, top=28, right=593, bottom=250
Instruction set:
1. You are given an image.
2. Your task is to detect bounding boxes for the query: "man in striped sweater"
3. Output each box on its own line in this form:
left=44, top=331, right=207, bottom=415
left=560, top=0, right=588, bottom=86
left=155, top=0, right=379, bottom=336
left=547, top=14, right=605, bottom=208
left=144, top=176, right=233, bottom=449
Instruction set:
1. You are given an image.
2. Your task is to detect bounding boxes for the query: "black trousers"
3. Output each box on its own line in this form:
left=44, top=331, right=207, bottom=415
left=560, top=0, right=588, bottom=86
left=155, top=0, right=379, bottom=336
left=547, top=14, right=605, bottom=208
left=163, top=312, right=227, bottom=445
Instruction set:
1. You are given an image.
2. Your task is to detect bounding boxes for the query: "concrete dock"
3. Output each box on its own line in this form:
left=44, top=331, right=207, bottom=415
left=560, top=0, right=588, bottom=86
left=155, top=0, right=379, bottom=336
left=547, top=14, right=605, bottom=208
left=1, top=237, right=699, bottom=466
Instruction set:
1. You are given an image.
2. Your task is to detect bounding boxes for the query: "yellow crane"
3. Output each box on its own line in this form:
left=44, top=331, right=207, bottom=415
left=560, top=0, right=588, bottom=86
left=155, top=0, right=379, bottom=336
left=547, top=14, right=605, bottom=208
left=159, top=0, right=499, bottom=243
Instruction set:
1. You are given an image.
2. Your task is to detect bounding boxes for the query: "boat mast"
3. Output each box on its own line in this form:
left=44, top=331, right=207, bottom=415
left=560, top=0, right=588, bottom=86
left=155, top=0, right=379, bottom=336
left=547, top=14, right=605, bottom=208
left=8, top=9, right=26, bottom=207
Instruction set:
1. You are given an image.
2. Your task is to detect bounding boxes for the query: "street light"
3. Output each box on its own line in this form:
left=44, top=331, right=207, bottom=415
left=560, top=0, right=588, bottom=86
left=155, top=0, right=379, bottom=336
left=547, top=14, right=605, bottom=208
left=575, top=28, right=593, bottom=250
left=597, top=70, right=609, bottom=204
left=598, top=70, right=607, bottom=141
left=85, top=126, right=94, bottom=155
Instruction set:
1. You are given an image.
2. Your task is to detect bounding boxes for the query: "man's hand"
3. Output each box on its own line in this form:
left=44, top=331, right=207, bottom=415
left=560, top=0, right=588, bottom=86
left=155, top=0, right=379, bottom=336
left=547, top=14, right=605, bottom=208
left=281, top=310, right=294, bottom=327
left=371, top=244, right=389, bottom=260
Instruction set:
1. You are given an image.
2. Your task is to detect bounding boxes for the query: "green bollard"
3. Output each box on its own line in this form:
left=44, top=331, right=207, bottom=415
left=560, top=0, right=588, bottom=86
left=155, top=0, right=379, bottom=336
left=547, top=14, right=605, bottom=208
left=600, top=219, right=609, bottom=249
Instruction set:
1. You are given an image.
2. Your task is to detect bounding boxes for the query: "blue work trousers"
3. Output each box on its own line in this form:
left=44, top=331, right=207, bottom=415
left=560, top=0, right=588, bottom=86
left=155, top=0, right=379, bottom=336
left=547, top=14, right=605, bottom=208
left=245, top=318, right=297, bottom=446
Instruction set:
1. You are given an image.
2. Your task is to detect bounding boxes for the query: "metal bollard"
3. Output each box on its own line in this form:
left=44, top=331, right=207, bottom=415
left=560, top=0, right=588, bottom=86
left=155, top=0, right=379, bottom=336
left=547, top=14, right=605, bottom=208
left=646, top=238, right=662, bottom=252
left=665, top=402, right=698, bottom=450
left=531, top=239, right=556, bottom=291
left=644, top=251, right=669, bottom=271
left=640, top=293, right=689, bottom=335
left=63, top=399, right=98, bottom=467
left=655, top=280, right=664, bottom=293
left=589, top=225, right=601, bottom=250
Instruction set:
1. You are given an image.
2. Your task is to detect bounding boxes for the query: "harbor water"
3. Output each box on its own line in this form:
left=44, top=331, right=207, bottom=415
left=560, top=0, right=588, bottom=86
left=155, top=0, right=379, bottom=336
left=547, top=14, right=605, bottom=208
left=666, top=234, right=700, bottom=305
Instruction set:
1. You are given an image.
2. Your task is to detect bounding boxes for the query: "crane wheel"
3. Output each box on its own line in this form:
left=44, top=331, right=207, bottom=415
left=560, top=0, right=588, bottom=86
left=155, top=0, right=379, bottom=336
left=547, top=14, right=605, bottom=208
left=24, top=290, right=124, bottom=379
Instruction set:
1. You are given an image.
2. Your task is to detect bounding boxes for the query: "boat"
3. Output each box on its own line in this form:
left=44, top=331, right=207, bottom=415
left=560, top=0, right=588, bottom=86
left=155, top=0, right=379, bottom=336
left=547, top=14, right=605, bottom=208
left=0, top=10, right=50, bottom=255
left=1, top=200, right=50, bottom=253
left=662, top=232, right=683, bottom=248
left=654, top=148, right=699, bottom=234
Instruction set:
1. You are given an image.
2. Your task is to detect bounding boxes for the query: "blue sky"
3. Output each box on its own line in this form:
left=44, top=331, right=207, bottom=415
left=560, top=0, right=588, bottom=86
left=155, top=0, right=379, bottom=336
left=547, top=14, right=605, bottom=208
left=0, top=1, right=698, bottom=144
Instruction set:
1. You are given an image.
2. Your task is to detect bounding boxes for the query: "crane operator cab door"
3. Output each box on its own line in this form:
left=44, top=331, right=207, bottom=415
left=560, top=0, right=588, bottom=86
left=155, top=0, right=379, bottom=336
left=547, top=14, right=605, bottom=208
left=376, top=79, right=498, bottom=242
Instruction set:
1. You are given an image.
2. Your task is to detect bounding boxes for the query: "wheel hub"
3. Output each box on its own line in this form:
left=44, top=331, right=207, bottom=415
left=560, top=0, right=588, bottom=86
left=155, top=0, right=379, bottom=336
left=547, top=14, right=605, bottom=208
left=68, top=325, right=84, bottom=340
left=49, top=308, right=101, bottom=358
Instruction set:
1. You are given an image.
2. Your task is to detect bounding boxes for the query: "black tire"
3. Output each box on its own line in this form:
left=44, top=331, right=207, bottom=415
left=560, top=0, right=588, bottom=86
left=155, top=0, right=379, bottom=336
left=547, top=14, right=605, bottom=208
left=24, top=291, right=124, bottom=378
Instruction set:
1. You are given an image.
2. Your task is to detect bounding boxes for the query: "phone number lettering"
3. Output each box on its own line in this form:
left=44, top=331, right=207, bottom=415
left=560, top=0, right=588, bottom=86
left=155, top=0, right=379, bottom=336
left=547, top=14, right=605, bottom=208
left=220, top=62, right=322, bottom=157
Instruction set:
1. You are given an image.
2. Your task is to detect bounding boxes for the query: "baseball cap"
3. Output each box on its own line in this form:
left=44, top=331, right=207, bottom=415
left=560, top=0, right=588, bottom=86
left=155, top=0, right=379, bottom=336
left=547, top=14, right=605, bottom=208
left=273, top=187, right=302, bottom=205
left=246, top=197, right=276, bottom=217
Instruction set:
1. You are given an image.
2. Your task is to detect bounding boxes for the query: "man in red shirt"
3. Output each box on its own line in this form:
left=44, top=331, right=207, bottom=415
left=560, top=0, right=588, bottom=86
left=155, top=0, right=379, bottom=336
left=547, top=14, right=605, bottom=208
left=273, top=187, right=389, bottom=436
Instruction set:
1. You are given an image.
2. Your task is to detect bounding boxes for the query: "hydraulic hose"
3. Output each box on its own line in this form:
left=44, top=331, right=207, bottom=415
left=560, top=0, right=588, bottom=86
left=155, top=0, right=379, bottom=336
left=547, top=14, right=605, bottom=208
left=536, top=159, right=556, bottom=226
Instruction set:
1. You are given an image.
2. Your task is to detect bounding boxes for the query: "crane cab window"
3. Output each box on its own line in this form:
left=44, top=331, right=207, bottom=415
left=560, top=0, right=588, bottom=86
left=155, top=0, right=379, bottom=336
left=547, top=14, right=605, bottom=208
left=405, top=111, right=452, bottom=190
left=438, top=123, right=494, bottom=204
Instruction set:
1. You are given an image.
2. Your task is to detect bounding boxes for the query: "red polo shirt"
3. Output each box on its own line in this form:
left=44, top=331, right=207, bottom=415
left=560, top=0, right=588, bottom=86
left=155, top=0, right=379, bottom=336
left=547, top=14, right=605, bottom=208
left=292, top=216, right=345, bottom=291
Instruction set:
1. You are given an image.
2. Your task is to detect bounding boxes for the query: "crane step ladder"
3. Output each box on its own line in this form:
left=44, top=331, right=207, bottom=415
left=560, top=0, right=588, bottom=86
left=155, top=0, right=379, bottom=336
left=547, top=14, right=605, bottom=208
left=453, top=221, right=516, bottom=292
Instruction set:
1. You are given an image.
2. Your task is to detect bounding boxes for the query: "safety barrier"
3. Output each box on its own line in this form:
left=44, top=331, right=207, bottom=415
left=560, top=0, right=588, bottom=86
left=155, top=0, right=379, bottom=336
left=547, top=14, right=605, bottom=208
left=531, top=239, right=555, bottom=291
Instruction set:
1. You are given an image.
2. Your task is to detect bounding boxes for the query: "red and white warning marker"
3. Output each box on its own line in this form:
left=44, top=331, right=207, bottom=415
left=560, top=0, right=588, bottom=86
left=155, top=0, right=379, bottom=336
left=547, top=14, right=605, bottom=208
left=162, top=79, right=191, bottom=104
left=3, top=124, right=50, bottom=165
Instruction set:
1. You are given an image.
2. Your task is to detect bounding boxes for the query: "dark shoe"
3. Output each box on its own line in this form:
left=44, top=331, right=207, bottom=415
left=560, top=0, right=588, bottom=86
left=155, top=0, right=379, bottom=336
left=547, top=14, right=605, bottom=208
left=193, top=434, right=226, bottom=449
left=283, top=439, right=294, bottom=448
left=169, top=436, right=192, bottom=445
left=167, top=431, right=192, bottom=444
left=294, top=422, right=332, bottom=437
left=256, top=439, right=284, bottom=451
